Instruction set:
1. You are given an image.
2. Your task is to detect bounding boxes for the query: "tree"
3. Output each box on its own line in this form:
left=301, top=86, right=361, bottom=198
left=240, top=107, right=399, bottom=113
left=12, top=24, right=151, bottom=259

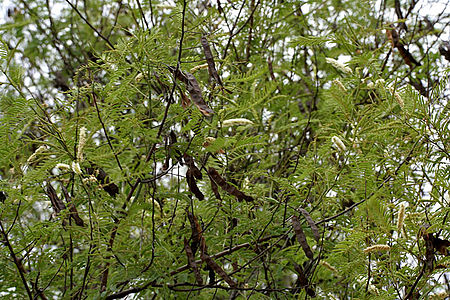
left=0, top=0, right=449, bottom=299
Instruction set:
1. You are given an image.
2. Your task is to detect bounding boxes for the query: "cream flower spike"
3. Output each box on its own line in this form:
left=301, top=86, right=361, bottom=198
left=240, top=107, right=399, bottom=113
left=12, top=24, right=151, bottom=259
left=331, top=136, right=346, bottom=152
left=222, top=118, right=254, bottom=127
left=326, top=57, right=352, bottom=74
left=77, top=127, right=87, bottom=162
left=26, top=145, right=48, bottom=164
left=71, top=161, right=83, bottom=175
left=363, top=244, right=390, bottom=254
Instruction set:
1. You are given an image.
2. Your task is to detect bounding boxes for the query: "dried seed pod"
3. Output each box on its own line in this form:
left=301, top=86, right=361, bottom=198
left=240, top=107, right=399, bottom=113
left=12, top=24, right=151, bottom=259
left=200, top=251, right=236, bottom=287
left=292, top=215, right=314, bottom=259
left=85, top=166, right=119, bottom=197
left=183, top=154, right=202, bottom=179
left=186, top=169, right=204, bottom=201
left=184, top=238, right=203, bottom=285
left=186, top=209, right=203, bottom=255
left=208, top=167, right=253, bottom=202
left=201, top=36, right=223, bottom=86
left=299, top=208, right=320, bottom=243
left=61, top=185, right=85, bottom=227
left=171, top=68, right=214, bottom=116
left=46, top=183, right=66, bottom=214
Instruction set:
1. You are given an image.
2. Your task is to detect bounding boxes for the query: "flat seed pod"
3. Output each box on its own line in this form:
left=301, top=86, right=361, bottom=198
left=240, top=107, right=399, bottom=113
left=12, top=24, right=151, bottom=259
left=208, top=167, right=253, bottom=202
left=186, top=169, right=204, bottom=201
left=200, top=251, right=236, bottom=287
left=0, top=191, right=6, bottom=202
left=184, top=238, right=203, bottom=285
left=61, top=184, right=85, bottom=227
left=186, top=209, right=203, bottom=255
left=432, top=236, right=450, bottom=255
left=293, top=262, right=308, bottom=287
left=292, top=215, right=314, bottom=260
left=299, top=208, right=320, bottom=243
left=46, top=183, right=66, bottom=213
left=86, top=167, right=119, bottom=197
left=201, top=36, right=223, bottom=86
left=172, top=68, right=214, bottom=116
left=183, top=154, right=202, bottom=179
left=209, top=174, right=221, bottom=200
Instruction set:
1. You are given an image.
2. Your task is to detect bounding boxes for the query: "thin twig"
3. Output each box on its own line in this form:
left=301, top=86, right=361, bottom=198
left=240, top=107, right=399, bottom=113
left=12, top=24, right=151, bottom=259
left=135, top=0, right=150, bottom=30
left=0, top=220, right=33, bottom=299
left=64, top=0, right=115, bottom=49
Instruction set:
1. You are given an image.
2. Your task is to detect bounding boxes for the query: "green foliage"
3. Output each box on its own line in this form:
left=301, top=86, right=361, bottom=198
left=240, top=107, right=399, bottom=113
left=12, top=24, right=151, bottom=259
left=0, top=0, right=449, bottom=299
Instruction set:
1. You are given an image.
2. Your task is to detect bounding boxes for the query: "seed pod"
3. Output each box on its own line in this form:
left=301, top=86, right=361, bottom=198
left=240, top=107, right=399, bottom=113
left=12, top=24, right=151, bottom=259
left=292, top=215, right=314, bottom=259
left=299, top=208, right=320, bottom=243
left=201, top=36, right=223, bottom=86
left=184, top=238, right=203, bottom=285
left=208, top=167, right=254, bottom=202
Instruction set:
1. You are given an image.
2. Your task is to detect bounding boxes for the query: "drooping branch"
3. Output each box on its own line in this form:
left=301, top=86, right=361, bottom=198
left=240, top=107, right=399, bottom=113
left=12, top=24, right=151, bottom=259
left=0, top=220, right=33, bottom=299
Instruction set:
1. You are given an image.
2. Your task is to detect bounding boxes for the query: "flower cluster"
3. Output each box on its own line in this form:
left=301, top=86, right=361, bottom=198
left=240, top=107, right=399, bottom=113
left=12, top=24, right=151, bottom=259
left=222, top=118, right=254, bottom=127
left=26, top=145, right=48, bottom=164
left=363, top=244, right=390, bottom=254
left=326, top=57, right=352, bottom=74
left=331, top=136, right=346, bottom=152
left=397, top=203, right=406, bottom=236
left=77, top=127, right=87, bottom=162
left=333, top=79, right=347, bottom=92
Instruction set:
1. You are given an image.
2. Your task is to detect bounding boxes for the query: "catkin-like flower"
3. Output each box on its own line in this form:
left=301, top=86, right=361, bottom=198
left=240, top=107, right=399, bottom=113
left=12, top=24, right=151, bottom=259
left=135, top=73, right=144, bottom=82
left=26, top=145, right=48, bottom=164
left=55, top=163, right=71, bottom=170
left=203, top=137, right=216, bottom=147
left=82, top=175, right=97, bottom=184
left=333, top=79, right=347, bottom=92
left=155, top=4, right=176, bottom=9
left=363, top=244, right=390, bottom=254
left=190, top=63, right=209, bottom=73
left=71, top=161, right=82, bottom=175
left=375, top=78, right=385, bottom=86
left=319, top=260, right=338, bottom=273
left=331, top=136, right=346, bottom=152
left=368, top=284, right=379, bottom=295
left=325, top=58, right=353, bottom=74
left=397, top=203, right=406, bottom=235
left=222, top=118, right=254, bottom=127
left=77, top=127, right=87, bottom=162
left=205, top=137, right=216, bottom=143
left=366, top=82, right=375, bottom=89
left=391, top=88, right=404, bottom=108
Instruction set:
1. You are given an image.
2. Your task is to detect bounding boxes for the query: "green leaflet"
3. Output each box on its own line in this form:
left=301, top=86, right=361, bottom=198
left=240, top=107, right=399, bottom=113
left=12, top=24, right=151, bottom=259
left=289, top=35, right=330, bottom=47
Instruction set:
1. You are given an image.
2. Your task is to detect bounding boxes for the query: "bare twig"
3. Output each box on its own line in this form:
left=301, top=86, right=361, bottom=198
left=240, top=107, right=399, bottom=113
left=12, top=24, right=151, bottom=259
left=0, top=220, right=33, bottom=299
left=64, top=0, right=115, bottom=49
